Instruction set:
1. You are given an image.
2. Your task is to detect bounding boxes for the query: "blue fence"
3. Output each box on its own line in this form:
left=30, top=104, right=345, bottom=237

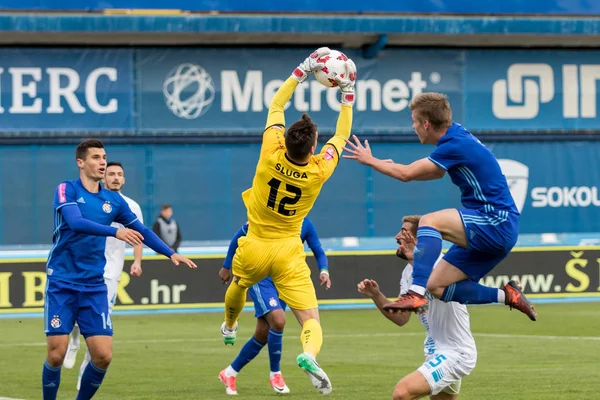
left=0, top=0, right=598, bottom=14
left=5, top=140, right=600, bottom=245
left=2, top=47, right=600, bottom=135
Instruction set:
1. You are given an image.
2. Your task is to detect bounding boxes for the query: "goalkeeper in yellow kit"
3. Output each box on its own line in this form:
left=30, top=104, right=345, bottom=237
left=221, top=47, right=356, bottom=395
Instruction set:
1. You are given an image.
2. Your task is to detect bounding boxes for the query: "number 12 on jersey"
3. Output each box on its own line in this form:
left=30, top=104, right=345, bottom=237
left=266, top=178, right=302, bottom=216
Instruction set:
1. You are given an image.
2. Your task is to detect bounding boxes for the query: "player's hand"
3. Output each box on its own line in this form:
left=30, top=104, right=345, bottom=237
left=130, top=262, right=142, bottom=277
left=357, top=279, right=380, bottom=298
left=334, top=58, right=357, bottom=105
left=292, top=47, right=331, bottom=83
left=343, top=135, right=375, bottom=165
left=219, top=267, right=231, bottom=285
left=399, top=231, right=416, bottom=260
left=170, top=253, right=197, bottom=269
left=320, top=271, right=331, bottom=290
left=116, top=228, right=144, bottom=246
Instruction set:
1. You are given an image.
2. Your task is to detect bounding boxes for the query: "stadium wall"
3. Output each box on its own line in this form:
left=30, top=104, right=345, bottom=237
left=4, top=45, right=600, bottom=244
left=6, top=140, right=600, bottom=245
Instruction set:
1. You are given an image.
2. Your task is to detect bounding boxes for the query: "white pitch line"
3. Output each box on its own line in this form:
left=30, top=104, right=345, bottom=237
left=1, top=331, right=599, bottom=349
left=0, top=397, right=25, bottom=400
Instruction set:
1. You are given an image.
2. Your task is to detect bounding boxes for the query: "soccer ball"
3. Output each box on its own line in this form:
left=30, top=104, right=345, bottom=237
left=314, top=49, right=354, bottom=88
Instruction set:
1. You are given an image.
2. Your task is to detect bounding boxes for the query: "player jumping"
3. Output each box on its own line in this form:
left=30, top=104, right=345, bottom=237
left=343, top=92, right=537, bottom=321
left=42, top=140, right=196, bottom=400
left=218, top=218, right=330, bottom=395
left=221, top=47, right=356, bottom=395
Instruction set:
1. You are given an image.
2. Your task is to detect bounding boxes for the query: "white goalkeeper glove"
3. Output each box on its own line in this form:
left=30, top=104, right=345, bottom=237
left=292, top=47, right=331, bottom=83
left=334, top=58, right=357, bottom=105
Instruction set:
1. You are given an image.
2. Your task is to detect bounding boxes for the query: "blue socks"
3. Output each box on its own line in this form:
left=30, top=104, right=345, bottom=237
left=42, top=361, right=61, bottom=400
left=230, top=328, right=284, bottom=373
left=442, top=280, right=500, bottom=304
left=411, top=227, right=443, bottom=293
left=76, top=361, right=107, bottom=400
left=231, top=337, right=266, bottom=372
left=267, top=329, right=284, bottom=372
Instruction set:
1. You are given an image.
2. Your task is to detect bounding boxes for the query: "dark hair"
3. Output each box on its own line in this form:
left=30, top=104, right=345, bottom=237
left=285, top=114, right=317, bottom=160
left=161, top=204, right=172, bottom=211
left=106, top=162, right=124, bottom=171
left=75, top=139, right=104, bottom=161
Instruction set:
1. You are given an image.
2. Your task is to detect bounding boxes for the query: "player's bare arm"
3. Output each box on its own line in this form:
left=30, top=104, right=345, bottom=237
left=357, top=279, right=411, bottom=326
left=130, top=243, right=143, bottom=276
left=343, top=136, right=445, bottom=182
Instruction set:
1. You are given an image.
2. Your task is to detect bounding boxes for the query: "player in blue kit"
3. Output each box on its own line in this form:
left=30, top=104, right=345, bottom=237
left=217, top=218, right=330, bottom=396
left=343, top=92, right=537, bottom=321
left=42, top=139, right=197, bottom=400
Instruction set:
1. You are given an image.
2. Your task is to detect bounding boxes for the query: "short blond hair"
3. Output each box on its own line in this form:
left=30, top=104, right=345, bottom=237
left=409, top=92, right=452, bottom=130
left=402, top=215, right=422, bottom=236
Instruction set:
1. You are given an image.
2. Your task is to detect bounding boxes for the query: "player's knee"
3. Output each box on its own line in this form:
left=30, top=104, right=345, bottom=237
left=426, top=282, right=445, bottom=299
left=47, top=349, right=66, bottom=367
left=269, top=314, right=286, bottom=332
left=418, top=214, right=436, bottom=229
left=91, top=349, right=113, bottom=369
left=392, top=385, right=412, bottom=400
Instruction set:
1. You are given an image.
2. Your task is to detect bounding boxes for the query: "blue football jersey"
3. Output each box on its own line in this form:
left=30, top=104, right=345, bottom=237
left=428, top=123, right=518, bottom=214
left=46, top=178, right=139, bottom=285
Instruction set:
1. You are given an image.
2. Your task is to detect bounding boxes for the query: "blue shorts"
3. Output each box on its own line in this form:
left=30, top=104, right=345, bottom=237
left=248, top=277, right=287, bottom=318
left=44, top=279, right=113, bottom=338
left=444, top=209, right=519, bottom=281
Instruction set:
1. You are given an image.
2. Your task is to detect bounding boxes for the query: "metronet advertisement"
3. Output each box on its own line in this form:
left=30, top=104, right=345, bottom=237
left=0, top=49, right=134, bottom=132
left=0, top=249, right=598, bottom=313
left=135, top=48, right=463, bottom=134
left=1, top=48, right=600, bottom=134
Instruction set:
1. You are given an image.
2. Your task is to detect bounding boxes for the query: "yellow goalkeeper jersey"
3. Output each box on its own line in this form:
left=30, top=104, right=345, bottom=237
left=242, top=77, right=353, bottom=239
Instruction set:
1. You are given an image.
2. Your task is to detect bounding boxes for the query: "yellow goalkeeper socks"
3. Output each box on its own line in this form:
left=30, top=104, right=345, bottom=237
left=224, top=281, right=247, bottom=329
left=301, top=318, right=323, bottom=358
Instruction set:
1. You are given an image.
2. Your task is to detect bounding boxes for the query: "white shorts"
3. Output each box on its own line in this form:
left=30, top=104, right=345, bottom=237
left=417, top=350, right=476, bottom=396
left=105, top=278, right=119, bottom=314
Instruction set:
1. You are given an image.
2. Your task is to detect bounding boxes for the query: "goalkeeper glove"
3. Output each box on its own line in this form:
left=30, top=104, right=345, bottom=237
left=292, top=47, right=331, bottom=83
left=334, top=58, right=357, bottom=105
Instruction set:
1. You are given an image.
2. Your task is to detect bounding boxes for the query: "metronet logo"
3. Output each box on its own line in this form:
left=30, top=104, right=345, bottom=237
left=163, top=64, right=216, bottom=119
left=492, top=63, right=600, bottom=119
left=163, top=63, right=439, bottom=118
left=498, top=159, right=529, bottom=213
left=498, top=158, right=600, bottom=209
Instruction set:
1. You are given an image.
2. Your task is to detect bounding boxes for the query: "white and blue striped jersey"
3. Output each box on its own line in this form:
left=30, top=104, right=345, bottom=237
left=400, top=254, right=477, bottom=359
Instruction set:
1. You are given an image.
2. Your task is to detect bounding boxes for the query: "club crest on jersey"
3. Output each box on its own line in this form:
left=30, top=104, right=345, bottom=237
left=269, top=297, right=278, bottom=307
left=50, top=315, right=61, bottom=329
left=324, top=147, right=335, bottom=161
left=102, top=202, right=112, bottom=214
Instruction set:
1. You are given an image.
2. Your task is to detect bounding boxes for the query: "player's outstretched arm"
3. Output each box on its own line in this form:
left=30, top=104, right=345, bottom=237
left=61, top=204, right=143, bottom=246
left=127, top=220, right=197, bottom=269
left=358, top=279, right=412, bottom=326
left=343, top=136, right=446, bottom=182
left=324, top=60, right=356, bottom=155
left=265, top=47, right=331, bottom=130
